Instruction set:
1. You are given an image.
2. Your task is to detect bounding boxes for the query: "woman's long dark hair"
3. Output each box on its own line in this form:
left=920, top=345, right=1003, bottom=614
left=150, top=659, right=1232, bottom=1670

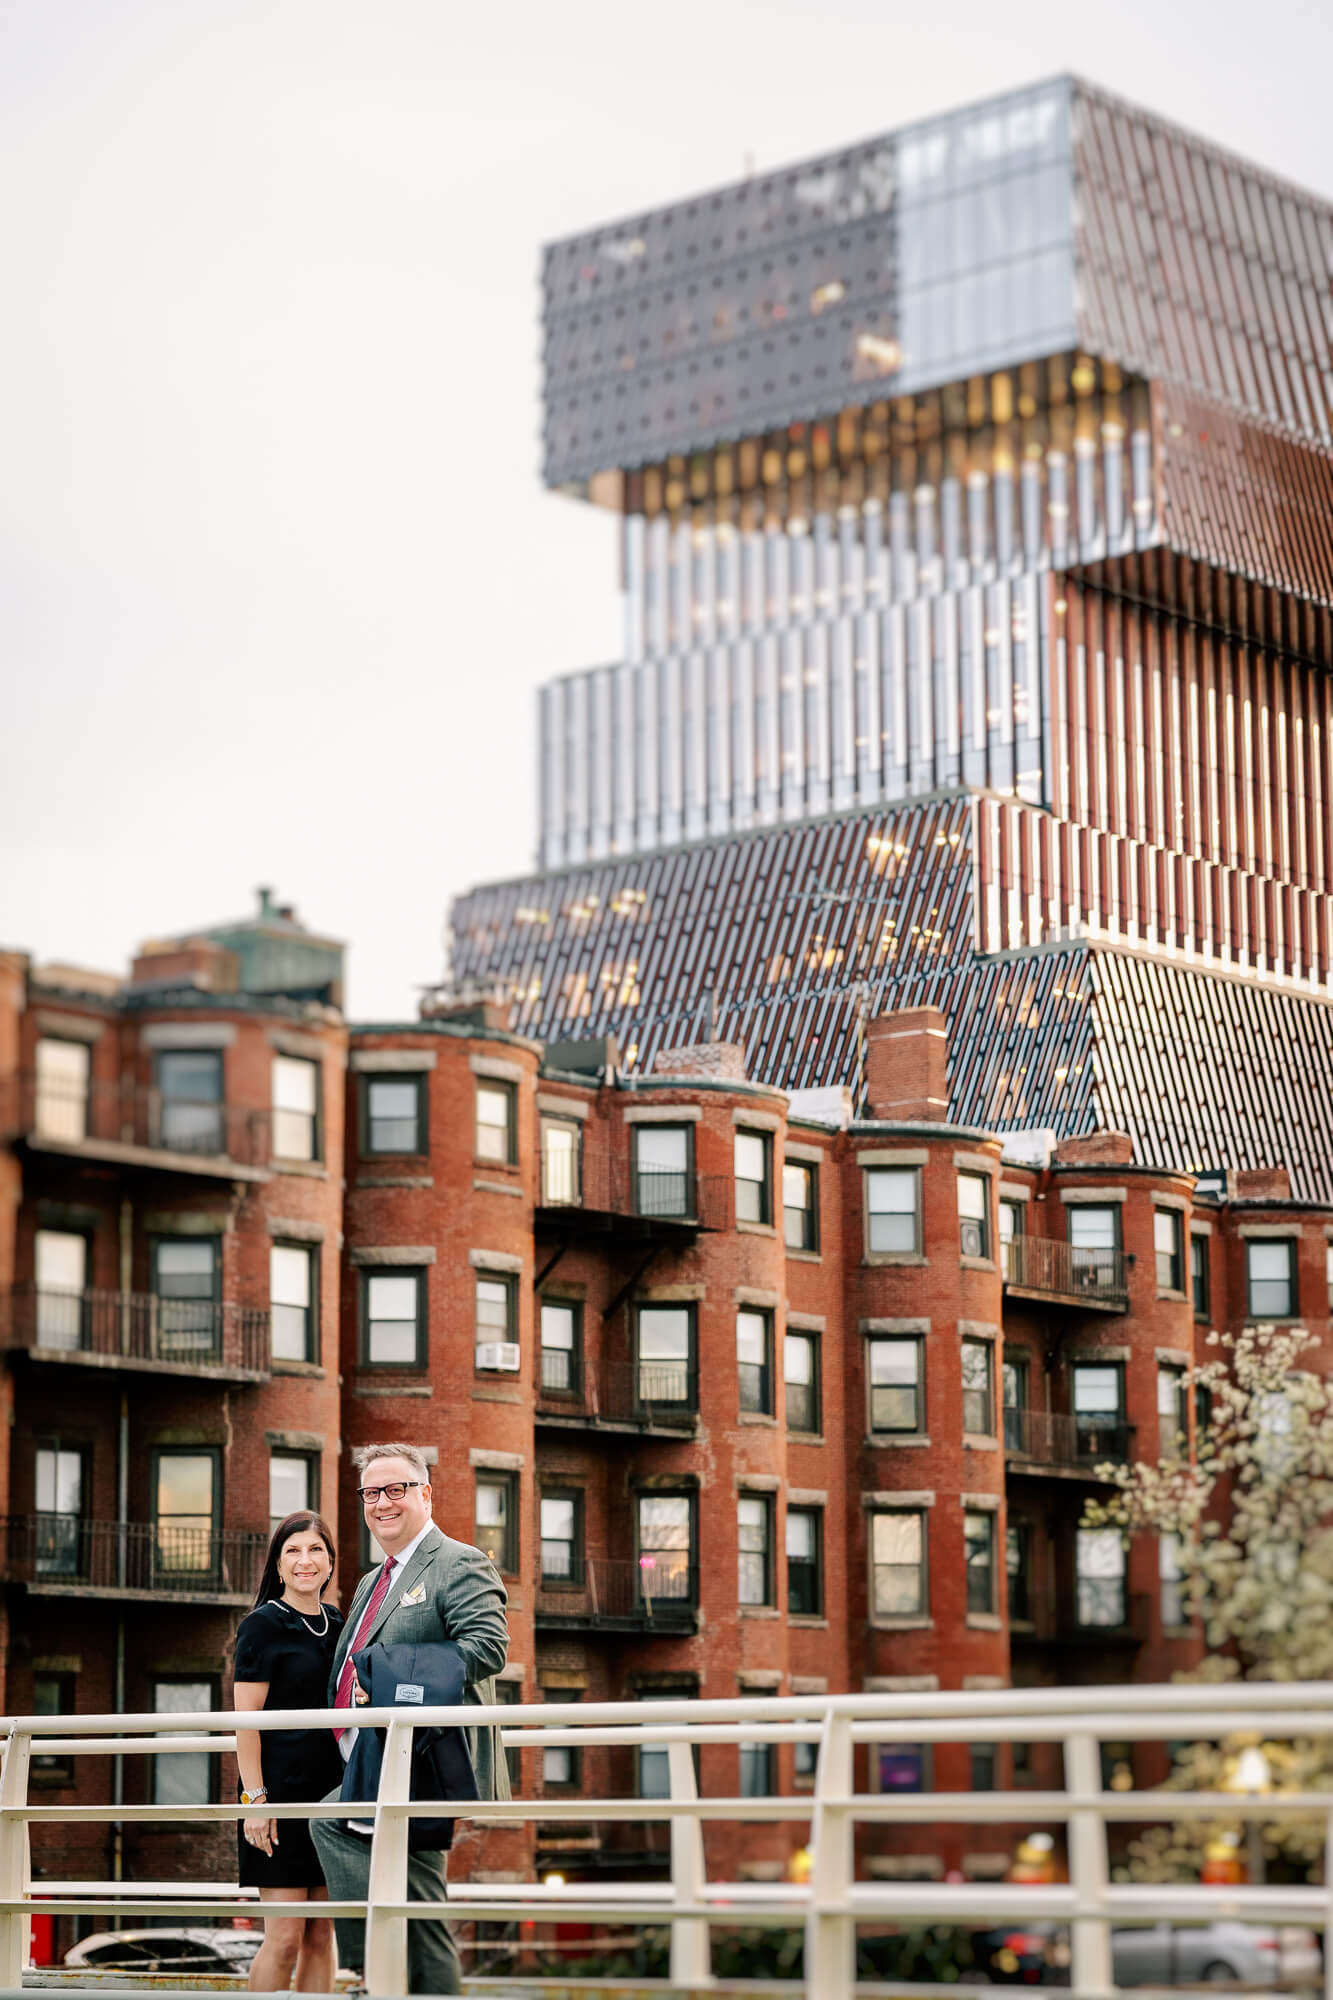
left=252, top=1511, right=336, bottom=1610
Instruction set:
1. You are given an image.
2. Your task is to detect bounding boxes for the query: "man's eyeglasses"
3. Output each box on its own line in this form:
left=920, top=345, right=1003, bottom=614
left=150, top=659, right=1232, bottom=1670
left=357, top=1481, right=424, bottom=1504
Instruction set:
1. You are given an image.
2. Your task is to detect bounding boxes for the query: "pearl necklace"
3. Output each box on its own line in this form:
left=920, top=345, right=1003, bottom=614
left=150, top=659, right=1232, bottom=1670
left=280, top=1597, right=330, bottom=1637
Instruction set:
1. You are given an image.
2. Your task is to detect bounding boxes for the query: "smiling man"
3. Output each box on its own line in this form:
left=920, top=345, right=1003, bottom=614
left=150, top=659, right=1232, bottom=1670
left=310, top=1442, right=509, bottom=1994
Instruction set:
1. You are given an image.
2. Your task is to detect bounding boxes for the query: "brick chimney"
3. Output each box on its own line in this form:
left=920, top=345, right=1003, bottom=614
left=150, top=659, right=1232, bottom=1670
left=654, top=1041, right=748, bottom=1081
left=865, top=1007, right=948, bottom=1121
left=1055, top=1132, right=1135, bottom=1168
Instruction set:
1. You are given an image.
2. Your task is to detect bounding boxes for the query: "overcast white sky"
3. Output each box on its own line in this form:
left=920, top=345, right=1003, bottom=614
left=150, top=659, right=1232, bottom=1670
left=3, top=0, right=1330, bottom=1019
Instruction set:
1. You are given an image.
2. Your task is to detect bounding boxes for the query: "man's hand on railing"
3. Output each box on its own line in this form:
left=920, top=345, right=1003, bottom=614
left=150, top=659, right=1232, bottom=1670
left=242, top=1813, right=277, bottom=1857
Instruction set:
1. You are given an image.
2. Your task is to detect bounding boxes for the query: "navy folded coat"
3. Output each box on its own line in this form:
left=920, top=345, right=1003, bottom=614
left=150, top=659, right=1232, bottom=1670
left=340, top=1639, right=480, bottom=1850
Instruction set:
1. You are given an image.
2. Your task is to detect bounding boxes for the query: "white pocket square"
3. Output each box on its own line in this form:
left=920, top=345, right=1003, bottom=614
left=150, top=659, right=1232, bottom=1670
left=399, top=1584, right=427, bottom=1605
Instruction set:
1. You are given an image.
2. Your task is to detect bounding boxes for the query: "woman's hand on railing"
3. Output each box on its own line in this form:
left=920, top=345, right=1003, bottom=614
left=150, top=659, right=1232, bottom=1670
left=242, top=1814, right=277, bottom=1857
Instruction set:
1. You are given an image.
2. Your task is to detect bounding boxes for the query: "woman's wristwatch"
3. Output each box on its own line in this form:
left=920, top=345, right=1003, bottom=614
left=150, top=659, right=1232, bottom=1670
left=240, top=1788, right=268, bottom=1806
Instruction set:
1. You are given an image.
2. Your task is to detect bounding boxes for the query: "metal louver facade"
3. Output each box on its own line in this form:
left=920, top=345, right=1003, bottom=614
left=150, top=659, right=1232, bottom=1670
left=448, top=77, right=1333, bottom=1198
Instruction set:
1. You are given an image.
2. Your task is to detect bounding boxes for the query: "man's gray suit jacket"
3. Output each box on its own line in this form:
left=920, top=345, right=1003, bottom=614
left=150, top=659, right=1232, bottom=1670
left=329, top=1524, right=511, bottom=1805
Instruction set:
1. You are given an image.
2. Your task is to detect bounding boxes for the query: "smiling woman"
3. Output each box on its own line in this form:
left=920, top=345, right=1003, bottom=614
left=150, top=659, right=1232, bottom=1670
left=231, top=1511, right=344, bottom=1995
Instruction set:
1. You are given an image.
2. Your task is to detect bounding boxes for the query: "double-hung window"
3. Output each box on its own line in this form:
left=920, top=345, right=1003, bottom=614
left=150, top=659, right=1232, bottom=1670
left=1158, top=1365, right=1185, bottom=1459
left=270, top=1242, right=317, bottom=1363
left=539, top=1300, right=580, bottom=1395
left=474, top=1471, right=518, bottom=1573
left=154, top=1449, right=219, bottom=1578
left=871, top=1509, right=926, bottom=1617
left=269, top=1451, right=315, bottom=1530
left=1068, top=1204, right=1119, bottom=1284
left=958, top=1172, right=990, bottom=1258
left=34, top=1229, right=87, bottom=1350
left=362, top=1269, right=426, bottom=1367
left=1160, top=1531, right=1184, bottom=1627
left=964, top=1510, right=996, bottom=1613
left=786, top=1507, right=823, bottom=1615
left=157, top=1050, right=224, bottom=1154
left=784, top=1330, right=820, bottom=1434
left=363, top=1074, right=427, bottom=1155
left=1002, top=1353, right=1029, bottom=1451
left=1006, top=1520, right=1032, bottom=1622
left=961, top=1338, right=994, bottom=1435
left=32, top=1674, right=76, bottom=1785
left=734, top=1130, right=772, bottom=1224
left=35, top=1442, right=84, bottom=1577
left=153, top=1237, right=220, bottom=1362
left=475, top=1082, right=516, bottom=1166
left=865, top=1167, right=920, bottom=1254
left=1191, top=1233, right=1211, bottom=1318
left=1155, top=1208, right=1184, bottom=1293
left=1247, top=1240, right=1297, bottom=1319
left=152, top=1679, right=218, bottom=1806
left=540, top=1491, right=582, bottom=1585
left=34, top=1037, right=89, bottom=1143
left=635, top=1304, right=694, bottom=1411
left=737, top=1495, right=773, bottom=1606
left=783, top=1160, right=818, bottom=1250
left=272, top=1055, right=320, bottom=1162
left=1072, top=1361, right=1126, bottom=1459
left=736, top=1309, right=773, bottom=1414
left=637, top=1492, right=694, bottom=1605
left=540, top=1117, right=581, bottom=1203
left=475, top=1274, right=518, bottom=1371
left=1076, top=1527, right=1127, bottom=1627
left=868, top=1336, right=923, bottom=1434
left=634, top=1125, right=691, bottom=1218
left=542, top=1689, right=581, bottom=1789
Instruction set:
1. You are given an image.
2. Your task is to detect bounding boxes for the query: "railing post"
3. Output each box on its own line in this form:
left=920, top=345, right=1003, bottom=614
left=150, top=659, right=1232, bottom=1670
left=363, top=1718, right=414, bottom=1998
left=1065, top=1728, right=1113, bottom=1997
left=805, top=1710, right=855, bottom=2000
left=667, top=1735, right=712, bottom=1988
left=0, top=1727, right=32, bottom=1985
left=1324, top=1809, right=1333, bottom=2000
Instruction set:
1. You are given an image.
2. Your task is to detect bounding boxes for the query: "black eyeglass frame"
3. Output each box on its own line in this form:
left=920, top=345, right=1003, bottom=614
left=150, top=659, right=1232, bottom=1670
left=357, top=1480, right=426, bottom=1503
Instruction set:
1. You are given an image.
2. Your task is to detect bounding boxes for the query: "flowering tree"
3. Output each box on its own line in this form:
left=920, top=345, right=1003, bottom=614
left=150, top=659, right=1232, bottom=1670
left=1083, top=1322, right=1333, bottom=1879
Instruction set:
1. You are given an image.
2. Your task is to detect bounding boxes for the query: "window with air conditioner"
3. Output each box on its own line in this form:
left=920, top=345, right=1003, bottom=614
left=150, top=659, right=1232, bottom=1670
left=475, top=1274, right=519, bottom=1372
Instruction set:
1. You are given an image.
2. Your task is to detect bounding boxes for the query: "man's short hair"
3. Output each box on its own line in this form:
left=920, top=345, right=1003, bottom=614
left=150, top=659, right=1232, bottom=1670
left=352, top=1441, right=431, bottom=1484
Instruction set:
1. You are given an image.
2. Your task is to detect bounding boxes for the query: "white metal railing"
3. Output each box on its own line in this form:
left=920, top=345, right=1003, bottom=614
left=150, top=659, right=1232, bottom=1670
left=3, top=1684, right=1333, bottom=1996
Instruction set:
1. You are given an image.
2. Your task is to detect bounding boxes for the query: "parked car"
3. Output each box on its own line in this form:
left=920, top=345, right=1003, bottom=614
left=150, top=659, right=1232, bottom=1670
left=64, top=1927, right=262, bottom=1976
left=1112, top=1922, right=1321, bottom=1988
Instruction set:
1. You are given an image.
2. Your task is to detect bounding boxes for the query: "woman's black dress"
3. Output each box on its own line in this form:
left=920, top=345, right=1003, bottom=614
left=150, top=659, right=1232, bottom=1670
left=234, top=1599, right=345, bottom=1890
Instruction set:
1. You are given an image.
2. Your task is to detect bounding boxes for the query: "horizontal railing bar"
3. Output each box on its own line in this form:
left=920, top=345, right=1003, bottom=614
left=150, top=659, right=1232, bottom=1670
left=16, top=1802, right=382, bottom=1823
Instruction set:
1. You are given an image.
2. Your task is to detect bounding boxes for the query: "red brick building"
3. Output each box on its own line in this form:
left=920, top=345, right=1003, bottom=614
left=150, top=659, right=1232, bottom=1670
left=5, top=900, right=1331, bottom=1914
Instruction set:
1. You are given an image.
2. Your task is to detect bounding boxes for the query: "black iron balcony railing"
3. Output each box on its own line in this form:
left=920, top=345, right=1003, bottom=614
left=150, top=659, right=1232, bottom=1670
left=536, top=1150, right=728, bottom=1232
left=535, top=1358, right=699, bottom=1430
left=1003, top=1405, right=1136, bottom=1468
left=3, top=1515, right=268, bottom=1599
left=2, top=1074, right=270, bottom=1171
left=535, top=1555, right=698, bottom=1628
left=2, top=1285, right=271, bottom=1376
left=1002, top=1234, right=1129, bottom=1310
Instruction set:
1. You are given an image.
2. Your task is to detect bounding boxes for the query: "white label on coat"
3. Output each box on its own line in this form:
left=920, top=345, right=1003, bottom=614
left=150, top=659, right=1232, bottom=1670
left=395, top=1684, right=425, bottom=1703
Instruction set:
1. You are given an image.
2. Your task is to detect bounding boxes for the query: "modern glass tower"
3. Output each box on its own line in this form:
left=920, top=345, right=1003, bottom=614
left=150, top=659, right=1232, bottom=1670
left=448, top=77, right=1333, bottom=1197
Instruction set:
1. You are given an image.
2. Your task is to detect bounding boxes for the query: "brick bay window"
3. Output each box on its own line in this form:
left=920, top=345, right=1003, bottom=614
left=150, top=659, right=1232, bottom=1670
left=734, top=1129, right=772, bottom=1224
left=870, top=1509, right=927, bottom=1618
left=867, top=1335, right=924, bottom=1436
left=957, top=1171, right=990, bottom=1258
left=782, top=1158, right=818, bottom=1250
left=272, top=1054, right=320, bottom=1163
left=736, top=1308, right=773, bottom=1414
left=865, top=1166, right=920, bottom=1255
left=737, top=1494, right=774, bottom=1607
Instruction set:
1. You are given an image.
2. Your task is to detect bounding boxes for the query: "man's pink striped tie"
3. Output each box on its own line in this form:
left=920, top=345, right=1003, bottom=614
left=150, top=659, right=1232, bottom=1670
left=333, top=1556, right=396, bottom=1738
